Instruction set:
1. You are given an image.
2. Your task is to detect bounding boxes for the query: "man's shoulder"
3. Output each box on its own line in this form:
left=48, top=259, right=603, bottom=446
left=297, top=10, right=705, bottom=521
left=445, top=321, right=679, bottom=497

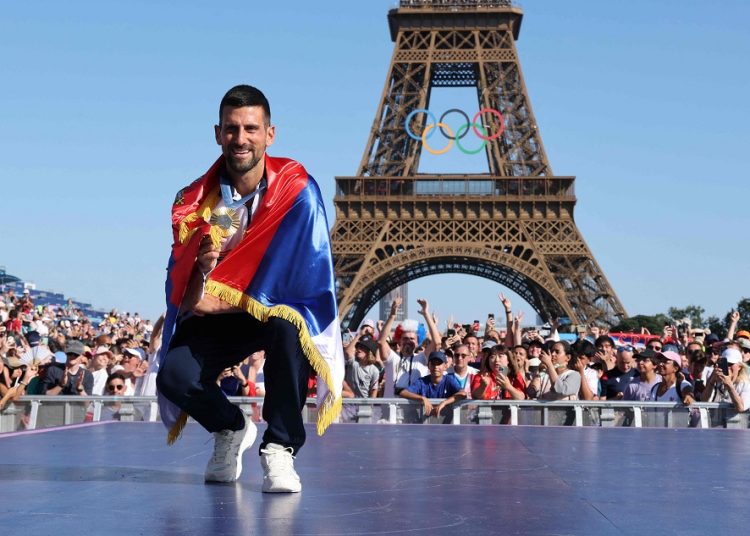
left=172, top=175, right=205, bottom=206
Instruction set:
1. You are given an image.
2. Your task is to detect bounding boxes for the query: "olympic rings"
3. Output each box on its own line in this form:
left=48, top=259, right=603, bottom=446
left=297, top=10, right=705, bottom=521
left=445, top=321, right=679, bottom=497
left=455, top=122, right=487, bottom=155
left=404, top=107, right=504, bottom=153
left=422, top=123, right=453, bottom=155
left=405, top=108, right=437, bottom=141
left=472, top=108, right=504, bottom=140
left=439, top=109, right=470, bottom=140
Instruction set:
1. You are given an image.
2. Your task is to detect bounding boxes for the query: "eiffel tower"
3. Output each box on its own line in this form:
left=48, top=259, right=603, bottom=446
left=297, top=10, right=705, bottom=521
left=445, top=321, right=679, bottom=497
left=331, top=0, right=626, bottom=330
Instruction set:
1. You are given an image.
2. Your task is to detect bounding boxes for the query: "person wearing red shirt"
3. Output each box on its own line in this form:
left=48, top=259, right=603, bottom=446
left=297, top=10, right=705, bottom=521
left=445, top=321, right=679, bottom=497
left=471, top=345, right=525, bottom=401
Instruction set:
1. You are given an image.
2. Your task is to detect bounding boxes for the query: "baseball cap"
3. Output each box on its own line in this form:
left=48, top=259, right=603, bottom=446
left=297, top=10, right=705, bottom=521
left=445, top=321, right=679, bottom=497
left=723, top=348, right=743, bottom=365
left=659, top=350, right=682, bottom=366
left=64, top=340, right=86, bottom=356
left=355, top=338, right=378, bottom=356
left=481, top=340, right=495, bottom=351
left=635, top=348, right=659, bottom=361
left=736, top=330, right=750, bottom=340
left=123, top=347, right=142, bottom=359
left=736, top=339, right=750, bottom=352
left=427, top=351, right=446, bottom=364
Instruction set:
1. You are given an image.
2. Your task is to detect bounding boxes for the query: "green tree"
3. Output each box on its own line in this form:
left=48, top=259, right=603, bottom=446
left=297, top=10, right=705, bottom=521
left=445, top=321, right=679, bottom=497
left=703, top=298, right=749, bottom=338
left=611, top=314, right=671, bottom=334
left=706, top=315, right=727, bottom=339
left=667, top=305, right=706, bottom=328
left=724, top=298, right=750, bottom=332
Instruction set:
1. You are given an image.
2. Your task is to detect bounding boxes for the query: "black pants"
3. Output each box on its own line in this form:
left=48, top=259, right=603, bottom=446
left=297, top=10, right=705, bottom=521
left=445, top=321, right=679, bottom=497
left=156, top=313, right=310, bottom=455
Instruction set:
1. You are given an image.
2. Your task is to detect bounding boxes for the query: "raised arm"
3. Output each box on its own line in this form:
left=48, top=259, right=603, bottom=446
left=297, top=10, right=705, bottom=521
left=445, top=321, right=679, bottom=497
left=378, top=296, right=401, bottom=363
left=500, top=293, right=514, bottom=347
left=417, top=298, right=440, bottom=356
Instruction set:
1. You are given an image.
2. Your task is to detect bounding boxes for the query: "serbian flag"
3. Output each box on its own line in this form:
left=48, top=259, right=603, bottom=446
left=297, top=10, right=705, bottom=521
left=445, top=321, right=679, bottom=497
left=158, top=154, right=344, bottom=443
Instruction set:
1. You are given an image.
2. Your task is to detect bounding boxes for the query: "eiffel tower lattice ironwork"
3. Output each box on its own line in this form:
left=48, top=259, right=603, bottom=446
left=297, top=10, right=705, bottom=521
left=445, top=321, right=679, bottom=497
left=331, top=0, right=626, bottom=330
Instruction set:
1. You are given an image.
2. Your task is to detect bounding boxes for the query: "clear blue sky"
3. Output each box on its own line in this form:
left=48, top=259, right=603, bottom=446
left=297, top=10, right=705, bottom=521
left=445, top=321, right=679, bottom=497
left=1, top=0, right=748, bottom=326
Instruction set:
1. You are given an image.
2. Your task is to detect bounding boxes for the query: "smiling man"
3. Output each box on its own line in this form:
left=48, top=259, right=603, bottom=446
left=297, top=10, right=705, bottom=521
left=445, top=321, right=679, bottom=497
left=156, top=85, right=344, bottom=494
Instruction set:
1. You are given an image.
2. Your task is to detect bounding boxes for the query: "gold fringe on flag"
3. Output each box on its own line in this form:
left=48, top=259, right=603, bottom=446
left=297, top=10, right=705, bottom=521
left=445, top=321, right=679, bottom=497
left=203, top=280, right=342, bottom=435
left=167, top=410, right=189, bottom=445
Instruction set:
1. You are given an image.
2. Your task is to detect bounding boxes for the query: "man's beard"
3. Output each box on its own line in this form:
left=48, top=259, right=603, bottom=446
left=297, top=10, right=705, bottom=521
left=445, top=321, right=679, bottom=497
left=225, top=147, right=263, bottom=174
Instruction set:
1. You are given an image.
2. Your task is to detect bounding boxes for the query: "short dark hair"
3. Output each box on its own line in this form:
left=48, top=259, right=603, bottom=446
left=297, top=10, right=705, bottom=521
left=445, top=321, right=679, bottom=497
left=595, top=335, right=615, bottom=348
left=107, top=372, right=126, bottom=385
left=219, top=85, right=271, bottom=126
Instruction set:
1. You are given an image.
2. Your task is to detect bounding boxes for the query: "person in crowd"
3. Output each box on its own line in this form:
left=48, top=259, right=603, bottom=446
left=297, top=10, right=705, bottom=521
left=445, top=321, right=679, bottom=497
left=651, top=351, right=694, bottom=404
left=603, top=346, right=639, bottom=400
left=89, top=346, right=113, bottom=395
left=399, top=351, right=466, bottom=420
left=701, top=348, right=750, bottom=412
left=343, top=337, right=380, bottom=399
left=529, top=341, right=581, bottom=400
left=571, top=339, right=600, bottom=400
left=218, top=360, right=256, bottom=397
left=471, top=345, right=525, bottom=401
left=446, top=343, right=478, bottom=393
left=378, top=296, right=440, bottom=398
left=623, top=349, right=662, bottom=401
left=594, top=335, right=617, bottom=371
left=41, top=340, right=94, bottom=396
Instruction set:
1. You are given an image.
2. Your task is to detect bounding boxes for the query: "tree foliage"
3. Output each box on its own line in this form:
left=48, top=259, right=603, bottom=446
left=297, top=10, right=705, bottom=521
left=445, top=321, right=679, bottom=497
left=611, top=314, right=671, bottom=334
left=667, top=305, right=706, bottom=328
left=613, top=298, right=749, bottom=337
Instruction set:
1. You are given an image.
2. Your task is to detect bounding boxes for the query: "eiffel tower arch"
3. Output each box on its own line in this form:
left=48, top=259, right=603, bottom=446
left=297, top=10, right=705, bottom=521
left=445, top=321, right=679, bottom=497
left=331, top=0, right=627, bottom=330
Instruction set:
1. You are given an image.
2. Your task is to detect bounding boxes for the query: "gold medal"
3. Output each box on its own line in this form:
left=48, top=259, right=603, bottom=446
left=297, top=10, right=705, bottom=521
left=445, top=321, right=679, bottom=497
left=208, top=206, right=241, bottom=238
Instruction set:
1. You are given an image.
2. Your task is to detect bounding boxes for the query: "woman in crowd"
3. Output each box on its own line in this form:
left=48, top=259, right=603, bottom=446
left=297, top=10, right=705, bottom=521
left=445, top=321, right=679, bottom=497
left=529, top=341, right=581, bottom=400
left=701, top=348, right=750, bottom=412
left=651, top=351, right=694, bottom=404
left=471, top=345, right=525, bottom=401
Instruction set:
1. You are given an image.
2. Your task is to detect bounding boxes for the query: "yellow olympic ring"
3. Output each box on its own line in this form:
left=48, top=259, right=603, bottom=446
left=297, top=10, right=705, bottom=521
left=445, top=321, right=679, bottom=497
left=421, top=123, right=453, bottom=155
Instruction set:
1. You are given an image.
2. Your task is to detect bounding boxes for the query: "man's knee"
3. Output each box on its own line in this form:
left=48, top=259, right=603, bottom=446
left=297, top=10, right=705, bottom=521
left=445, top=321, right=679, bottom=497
left=156, top=346, right=192, bottom=398
left=266, top=317, right=298, bottom=341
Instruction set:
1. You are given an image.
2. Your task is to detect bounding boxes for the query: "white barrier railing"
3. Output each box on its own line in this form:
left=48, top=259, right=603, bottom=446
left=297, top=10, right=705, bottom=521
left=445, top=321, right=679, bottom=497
left=1, top=396, right=747, bottom=433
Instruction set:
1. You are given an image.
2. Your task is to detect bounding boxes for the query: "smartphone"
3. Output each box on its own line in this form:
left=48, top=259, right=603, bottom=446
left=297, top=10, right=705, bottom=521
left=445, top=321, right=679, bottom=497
left=718, top=357, right=729, bottom=376
left=488, top=313, right=494, bottom=320
left=446, top=329, right=456, bottom=337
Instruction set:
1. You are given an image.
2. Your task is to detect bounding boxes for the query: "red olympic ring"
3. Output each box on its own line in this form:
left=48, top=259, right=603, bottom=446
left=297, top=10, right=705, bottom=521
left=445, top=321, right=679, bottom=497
left=472, top=108, right=505, bottom=141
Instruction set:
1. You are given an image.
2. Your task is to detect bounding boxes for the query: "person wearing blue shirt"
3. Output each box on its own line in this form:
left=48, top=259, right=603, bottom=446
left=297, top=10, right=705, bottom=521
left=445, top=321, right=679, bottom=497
left=400, top=351, right=466, bottom=418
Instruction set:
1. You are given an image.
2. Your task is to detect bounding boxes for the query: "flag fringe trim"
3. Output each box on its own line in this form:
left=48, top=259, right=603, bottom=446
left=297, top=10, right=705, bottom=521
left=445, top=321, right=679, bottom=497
left=203, top=279, right=342, bottom=436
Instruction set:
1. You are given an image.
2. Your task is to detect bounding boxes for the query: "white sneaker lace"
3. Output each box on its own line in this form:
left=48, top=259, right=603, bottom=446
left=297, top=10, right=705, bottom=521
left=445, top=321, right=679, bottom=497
left=262, top=446, right=295, bottom=476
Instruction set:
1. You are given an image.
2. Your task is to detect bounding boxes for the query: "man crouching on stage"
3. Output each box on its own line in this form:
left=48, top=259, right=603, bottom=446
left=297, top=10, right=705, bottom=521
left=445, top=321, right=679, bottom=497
left=156, top=85, right=344, bottom=493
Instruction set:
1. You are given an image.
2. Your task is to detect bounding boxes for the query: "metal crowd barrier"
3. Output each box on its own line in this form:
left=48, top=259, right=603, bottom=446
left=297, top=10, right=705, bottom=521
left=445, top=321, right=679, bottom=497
left=1, top=396, right=748, bottom=433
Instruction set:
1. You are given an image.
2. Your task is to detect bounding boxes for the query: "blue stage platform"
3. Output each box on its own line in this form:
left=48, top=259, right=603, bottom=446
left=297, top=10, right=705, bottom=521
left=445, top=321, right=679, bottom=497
left=0, top=422, right=746, bottom=535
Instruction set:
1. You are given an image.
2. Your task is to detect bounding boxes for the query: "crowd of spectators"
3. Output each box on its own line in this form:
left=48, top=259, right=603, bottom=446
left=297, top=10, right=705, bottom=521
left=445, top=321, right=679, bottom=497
left=341, top=294, right=750, bottom=424
left=0, top=288, right=161, bottom=412
left=3, top=286, right=750, bottom=427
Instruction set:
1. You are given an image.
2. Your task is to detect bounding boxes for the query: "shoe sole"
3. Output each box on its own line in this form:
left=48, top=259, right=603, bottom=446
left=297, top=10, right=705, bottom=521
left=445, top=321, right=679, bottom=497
left=261, top=481, right=302, bottom=493
left=234, top=418, right=258, bottom=480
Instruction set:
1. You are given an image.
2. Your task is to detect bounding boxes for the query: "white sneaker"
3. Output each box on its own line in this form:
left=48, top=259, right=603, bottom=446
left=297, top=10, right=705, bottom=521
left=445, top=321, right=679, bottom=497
left=204, top=413, right=257, bottom=482
left=260, top=443, right=302, bottom=493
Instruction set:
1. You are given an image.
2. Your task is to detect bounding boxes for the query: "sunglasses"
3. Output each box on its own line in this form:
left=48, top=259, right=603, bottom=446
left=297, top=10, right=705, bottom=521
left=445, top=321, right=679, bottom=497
left=647, top=345, right=662, bottom=350
left=107, top=384, right=125, bottom=392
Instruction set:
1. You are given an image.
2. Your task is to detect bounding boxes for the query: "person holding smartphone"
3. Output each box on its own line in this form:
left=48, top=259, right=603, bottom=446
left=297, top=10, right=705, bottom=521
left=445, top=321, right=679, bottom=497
left=701, top=347, right=750, bottom=412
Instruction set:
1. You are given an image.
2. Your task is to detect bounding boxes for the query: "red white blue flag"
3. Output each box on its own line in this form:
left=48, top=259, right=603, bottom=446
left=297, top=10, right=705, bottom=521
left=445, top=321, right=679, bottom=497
left=158, top=155, right=344, bottom=441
